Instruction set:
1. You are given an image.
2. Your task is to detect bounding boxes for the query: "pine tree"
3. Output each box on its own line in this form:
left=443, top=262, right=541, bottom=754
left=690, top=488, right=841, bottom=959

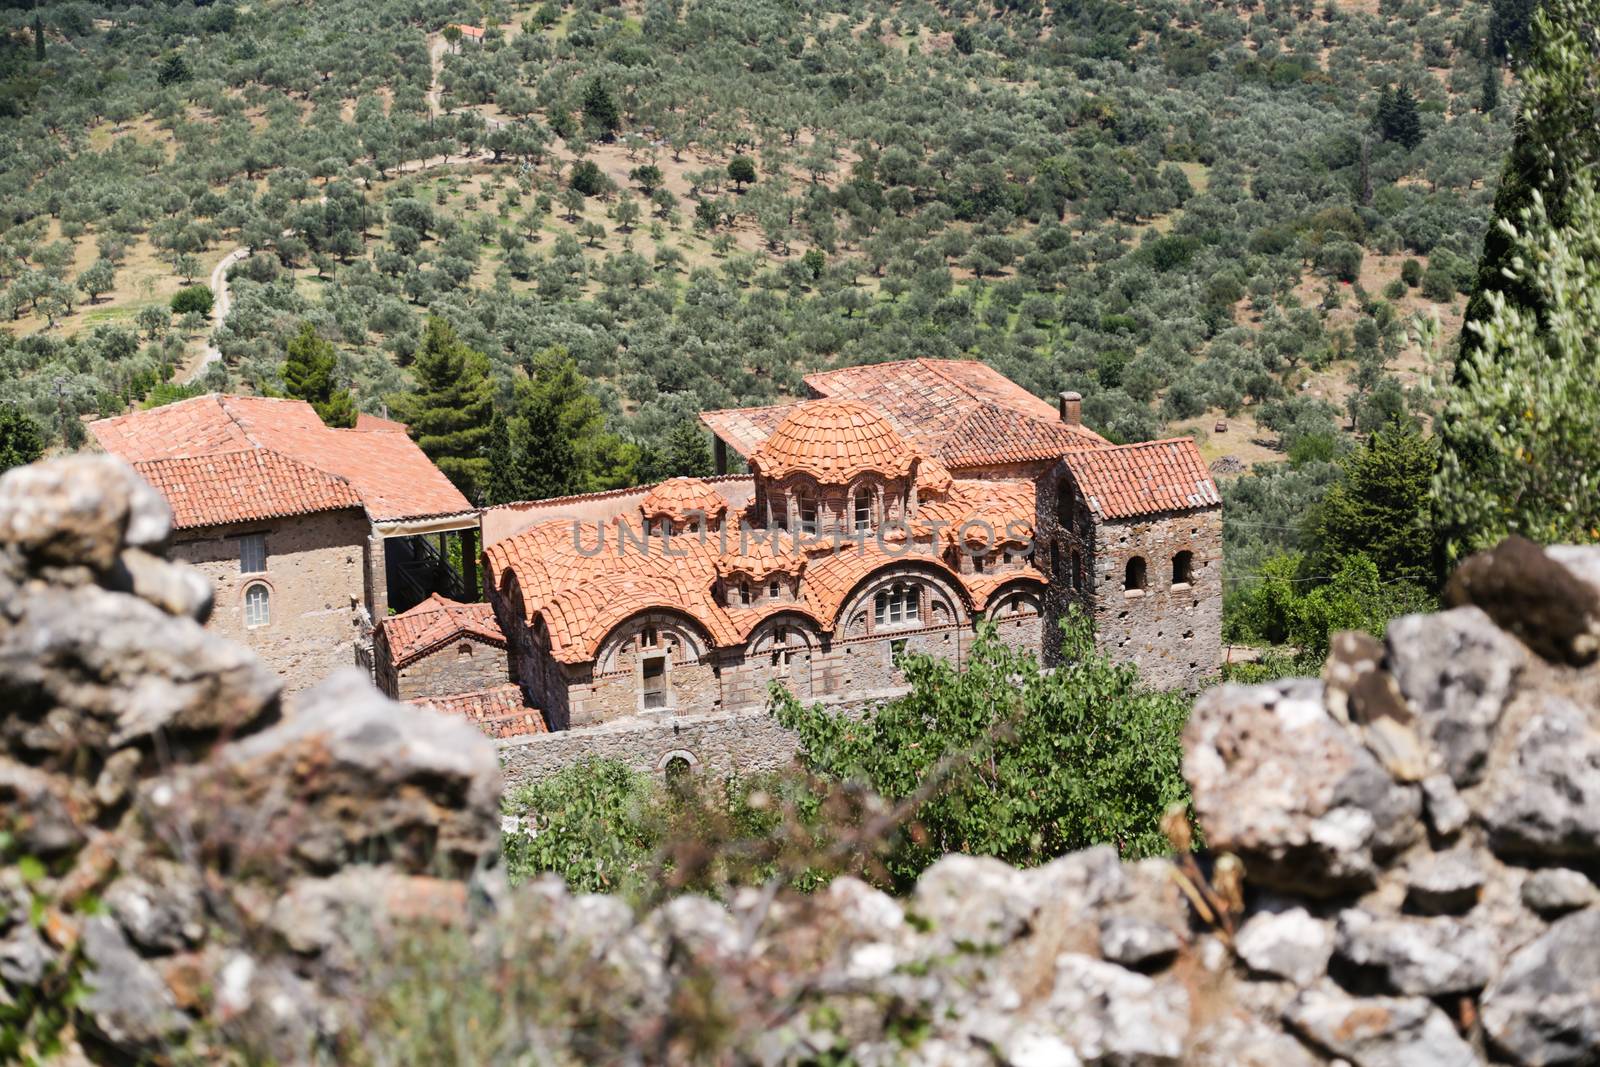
left=1376, top=84, right=1422, bottom=149
left=389, top=316, right=493, bottom=500
left=1306, top=420, right=1438, bottom=586
left=637, top=420, right=714, bottom=483
left=1480, top=60, right=1501, bottom=113
left=581, top=79, right=620, bottom=139
left=280, top=322, right=356, bottom=428
left=1458, top=0, right=1600, bottom=368
left=488, top=346, right=639, bottom=502
left=504, top=373, right=581, bottom=501
left=481, top=408, right=521, bottom=506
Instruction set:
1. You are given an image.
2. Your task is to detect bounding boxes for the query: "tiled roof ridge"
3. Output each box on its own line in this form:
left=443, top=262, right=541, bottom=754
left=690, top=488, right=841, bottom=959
left=485, top=474, right=754, bottom=512
left=129, top=446, right=366, bottom=529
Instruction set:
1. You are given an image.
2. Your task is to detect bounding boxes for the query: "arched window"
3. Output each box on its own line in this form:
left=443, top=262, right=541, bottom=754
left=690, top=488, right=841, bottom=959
left=1172, top=550, right=1194, bottom=587
left=874, top=583, right=920, bottom=628
left=853, top=489, right=872, bottom=532
left=1056, top=478, right=1075, bottom=526
left=243, top=583, right=271, bottom=628
left=1124, top=557, right=1147, bottom=594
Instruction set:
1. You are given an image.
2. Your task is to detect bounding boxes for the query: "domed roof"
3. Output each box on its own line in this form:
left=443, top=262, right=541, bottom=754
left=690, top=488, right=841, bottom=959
left=640, top=477, right=728, bottom=523
left=748, top=399, right=920, bottom=484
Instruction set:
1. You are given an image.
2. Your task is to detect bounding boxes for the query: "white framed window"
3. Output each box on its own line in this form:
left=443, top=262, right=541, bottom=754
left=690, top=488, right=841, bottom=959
left=873, top=583, right=920, bottom=628
left=853, top=490, right=872, bottom=532
left=239, top=533, right=267, bottom=574
left=243, top=583, right=271, bottom=628
left=797, top=492, right=818, bottom=535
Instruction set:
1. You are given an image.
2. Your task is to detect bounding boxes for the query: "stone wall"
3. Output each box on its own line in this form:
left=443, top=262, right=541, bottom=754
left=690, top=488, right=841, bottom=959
left=8, top=456, right=1600, bottom=1066
left=1088, top=507, right=1224, bottom=691
left=384, top=635, right=511, bottom=701
left=170, top=508, right=372, bottom=692
left=498, top=705, right=803, bottom=786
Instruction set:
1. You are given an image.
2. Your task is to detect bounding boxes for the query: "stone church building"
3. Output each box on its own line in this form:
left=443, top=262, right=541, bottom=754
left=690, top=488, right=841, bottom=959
left=93, top=363, right=1221, bottom=779
left=477, top=358, right=1221, bottom=758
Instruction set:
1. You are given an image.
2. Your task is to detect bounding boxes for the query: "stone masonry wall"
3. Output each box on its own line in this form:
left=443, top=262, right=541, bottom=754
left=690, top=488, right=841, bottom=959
left=171, top=508, right=372, bottom=692
left=389, top=636, right=511, bottom=701
left=6, top=456, right=1600, bottom=1066
left=1089, top=508, right=1224, bottom=691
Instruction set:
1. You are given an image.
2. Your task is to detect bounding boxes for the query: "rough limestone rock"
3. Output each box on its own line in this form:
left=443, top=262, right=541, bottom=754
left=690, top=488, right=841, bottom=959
left=1520, top=868, right=1600, bottom=916
left=5, top=456, right=1600, bottom=1066
left=1333, top=909, right=1496, bottom=996
left=1184, top=679, right=1421, bottom=896
left=1483, top=694, right=1600, bottom=861
left=1482, top=909, right=1600, bottom=1066
left=1286, top=990, right=1479, bottom=1067
left=1234, top=907, right=1333, bottom=987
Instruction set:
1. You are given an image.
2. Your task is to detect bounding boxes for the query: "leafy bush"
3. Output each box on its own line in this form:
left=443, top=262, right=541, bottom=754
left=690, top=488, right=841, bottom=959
left=170, top=285, right=214, bottom=316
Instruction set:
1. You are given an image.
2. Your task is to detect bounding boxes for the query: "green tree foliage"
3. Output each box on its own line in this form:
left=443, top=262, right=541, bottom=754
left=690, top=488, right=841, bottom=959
left=581, top=79, right=620, bottom=140
left=1437, top=166, right=1600, bottom=555
left=155, top=52, right=189, bottom=87
left=1459, top=0, right=1600, bottom=365
left=32, top=15, right=44, bottom=62
left=280, top=322, right=357, bottom=428
left=1306, top=421, right=1438, bottom=584
left=1226, top=552, right=1434, bottom=656
left=169, top=285, right=213, bottom=316
left=0, top=405, right=45, bottom=472
left=389, top=317, right=493, bottom=500
left=569, top=159, right=606, bottom=197
left=501, top=759, right=659, bottom=894
left=75, top=260, right=115, bottom=303
left=635, top=419, right=714, bottom=483
left=488, top=346, right=636, bottom=501
left=1375, top=85, right=1423, bottom=150
left=774, top=616, right=1191, bottom=887
left=727, top=154, right=757, bottom=191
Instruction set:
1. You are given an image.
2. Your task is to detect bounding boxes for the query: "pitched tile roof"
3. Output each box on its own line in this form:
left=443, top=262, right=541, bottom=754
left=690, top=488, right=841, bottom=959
left=640, top=477, right=728, bottom=524
left=90, top=395, right=471, bottom=524
left=716, top=531, right=809, bottom=581
left=129, top=449, right=363, bottom=530
left=747, top=399, right=921, bottom=484
left=380, top=593, right=506, bottom=669
left=701, top=359, right=1107, bottom=471
left=410, top=684, right=546, bottom=739
left=697, top=403, right=797, bottom=459
left=1062, top=438, right=1221, bottom=520
left=916, top=480, right=1037, bottom=545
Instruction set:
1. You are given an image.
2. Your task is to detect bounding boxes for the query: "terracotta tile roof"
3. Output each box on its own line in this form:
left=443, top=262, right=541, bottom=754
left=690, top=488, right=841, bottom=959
left=963, top=570, right=1047, bottom=613
left=640, top=477, right=728, bottom=524
left=90, top=395, right=472, bottom=524
left=747, top=399, right=921, bottom=484
left=913, top=455, right=954, bottom=497
left=130, top=449, right=363, bottom=530
left=702, top=359, right=1107, bottom=472
left=716, top=531, right=809, bottom=581
left=355, top=412, right=409, bottom=433
left=410, top=684, right=546, bottom=739
left=916, top=480, right=1036, bottom=545
left=698, top=403, right=797, bottom=459
left=451, top=23, right=486, bottom=38
left=1062, top=438, right=1221, bottom=520
left=379, top=593, right=505, bottom=669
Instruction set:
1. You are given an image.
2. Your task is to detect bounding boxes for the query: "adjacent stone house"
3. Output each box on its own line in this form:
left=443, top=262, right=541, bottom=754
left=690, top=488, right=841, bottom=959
left=483, top=359, right=1222, bottom=765
left=89, top=395, right=477, bottom=690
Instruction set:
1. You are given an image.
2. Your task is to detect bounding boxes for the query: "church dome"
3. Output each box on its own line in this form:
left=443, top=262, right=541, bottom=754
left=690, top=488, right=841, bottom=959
left=749, top=399, right=920, bottom=484
left=640, top=477, right=727, bottom=524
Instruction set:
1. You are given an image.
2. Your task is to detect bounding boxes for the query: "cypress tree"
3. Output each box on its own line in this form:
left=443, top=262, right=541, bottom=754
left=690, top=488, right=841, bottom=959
left=32, top=14, right=44, bottom=61
left=389, top=316, right=493, bottom=500
left=1480, top=59, right=1501, bottom=113
left=280, top=322, right=357, bottom=428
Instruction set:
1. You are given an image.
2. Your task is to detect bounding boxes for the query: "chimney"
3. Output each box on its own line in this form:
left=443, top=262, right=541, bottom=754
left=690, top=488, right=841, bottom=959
left=1059, top=391, right=1082, bottom=427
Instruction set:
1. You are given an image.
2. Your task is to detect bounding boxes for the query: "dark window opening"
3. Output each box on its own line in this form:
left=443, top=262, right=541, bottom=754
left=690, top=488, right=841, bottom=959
left=1172, top=550, right=1194, bottom=586
left=642, top=655, right=668, bottom=709
left=1124, top=556, right=1147, bottom=593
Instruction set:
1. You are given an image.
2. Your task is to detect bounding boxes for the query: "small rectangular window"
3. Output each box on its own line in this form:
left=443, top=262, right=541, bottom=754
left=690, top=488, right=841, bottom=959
left=239, top=534, right=266, bottom=574
left=854, top=493, right=871, bottom=532
left=642, top=655, right=667, bottom=709
left=799, top=496, right=818, bottom=535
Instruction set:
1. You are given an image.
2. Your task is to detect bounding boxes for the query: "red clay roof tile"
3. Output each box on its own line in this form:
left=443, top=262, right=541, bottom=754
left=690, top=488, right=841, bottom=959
left=747, top=399, right=920, bottom=483
left=129, top=449, right=363, bottom=530
left=1062, top=438, right=1221, bottom=520
left=639, top=477, right=728, bottom=524
left=410, top=684, right=545, bottom=739
left=90, top=395, right=471, bottom=523
left=380, top=593, right=506, bottom=669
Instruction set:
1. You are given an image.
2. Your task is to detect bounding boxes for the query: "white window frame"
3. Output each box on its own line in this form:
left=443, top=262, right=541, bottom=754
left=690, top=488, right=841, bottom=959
left=239, top=533, right=267, bottom=574
left=243, top=583, right=271, bottom=628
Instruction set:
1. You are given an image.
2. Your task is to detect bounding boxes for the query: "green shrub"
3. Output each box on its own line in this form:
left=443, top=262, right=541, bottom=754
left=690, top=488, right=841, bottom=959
left=170, top=285, right=214, bottom=316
